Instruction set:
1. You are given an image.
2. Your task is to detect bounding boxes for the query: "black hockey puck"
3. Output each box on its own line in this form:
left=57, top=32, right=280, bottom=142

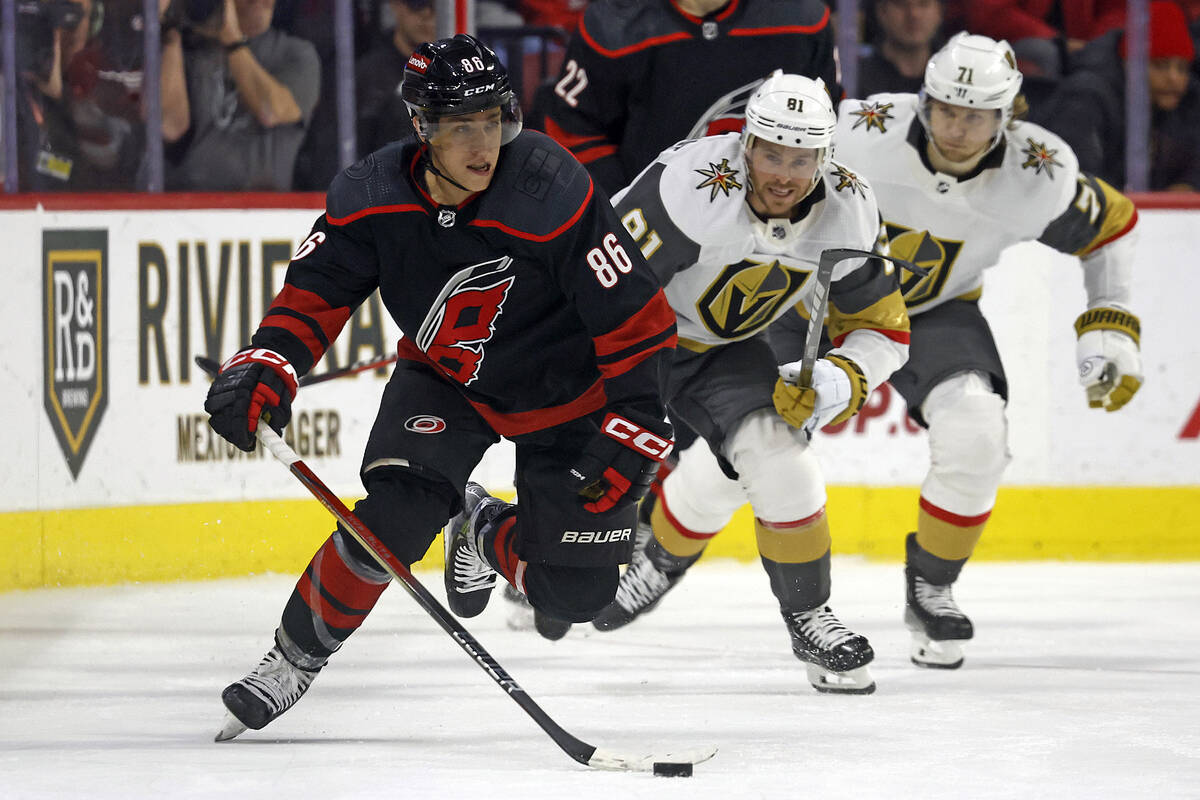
left=652, top=761, right=693, bottom=777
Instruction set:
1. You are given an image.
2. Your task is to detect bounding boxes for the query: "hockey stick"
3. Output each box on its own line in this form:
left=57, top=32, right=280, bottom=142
left=782, top=247, right=927, bottom=388
left=197, top=358, right=717, bottom=773
left=194, top=352, right=398, bottom=388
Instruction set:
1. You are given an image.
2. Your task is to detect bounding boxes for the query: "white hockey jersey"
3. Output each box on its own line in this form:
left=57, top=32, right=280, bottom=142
left=611, top=133, right=910, bottom=387
left=834, top=94, right=1138, bottom=317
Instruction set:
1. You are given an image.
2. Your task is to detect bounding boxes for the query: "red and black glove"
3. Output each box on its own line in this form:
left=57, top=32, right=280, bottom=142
left=569, top=411, right=674, bottom=513
left=204, top=348, right=299, bottom=452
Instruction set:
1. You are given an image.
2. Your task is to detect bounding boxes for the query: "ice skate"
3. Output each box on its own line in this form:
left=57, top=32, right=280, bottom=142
left=503, top=582, right=535, bottom=630
left=784, top=606, right=876, bottom=694
left=905, top=567, right=973, bottom=669
left=444, top=482, right=507, bottom=618
left=592, top=525, right=688, bottom=631
left=215, top=643, right=321, bottom=741
left=502, top=583, right=572, bottom=640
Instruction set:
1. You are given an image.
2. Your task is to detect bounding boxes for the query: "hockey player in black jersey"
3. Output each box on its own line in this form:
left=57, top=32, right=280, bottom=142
left=541, top=0, right=839, bottom=196
left=203, top=34, right=676, bottom=740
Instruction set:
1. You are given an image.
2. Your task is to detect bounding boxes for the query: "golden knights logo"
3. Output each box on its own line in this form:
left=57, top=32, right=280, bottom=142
left=885, top=223, right=964, bottom=308
left=1021, top=137, right=1062, bottom=178
left=832, top=164, right=867, bottom=198
left=849, top=101, right=894, bottom=133
left=694, top=158, right=743, bottom=201
left=697, top=258, right=809, bottom=338
left=43, top=230, right=108, bottom=478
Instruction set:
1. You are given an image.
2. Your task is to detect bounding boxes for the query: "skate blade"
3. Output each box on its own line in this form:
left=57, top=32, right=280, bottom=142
left=502, top=584, right=536, bottom=631
left=910, top=635, right=965, bottom=669
left=214, top=712, right=248, bottom=742
left=805, top=663, right=876, bottom=694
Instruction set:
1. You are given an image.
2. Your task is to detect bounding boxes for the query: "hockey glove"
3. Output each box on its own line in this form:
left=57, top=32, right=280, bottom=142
left=774, top=354, right=869, bottom=434
left=568, top=411, right=674, bottom=513
left=205, top=348, right=299, bottom=451
left=1074, top=308, right=1143, bottom=412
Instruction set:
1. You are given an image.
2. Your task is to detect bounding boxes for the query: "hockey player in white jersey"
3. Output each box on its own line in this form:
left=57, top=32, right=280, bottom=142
left=599, top=34, right=1143, bottom=671
left=589, top=71, right=912, bottom=694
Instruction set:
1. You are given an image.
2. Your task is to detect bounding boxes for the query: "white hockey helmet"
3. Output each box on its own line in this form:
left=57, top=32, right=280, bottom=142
left=741, top=70, right=837, bottom=174
left=920, top=32, right=1023, bottom=136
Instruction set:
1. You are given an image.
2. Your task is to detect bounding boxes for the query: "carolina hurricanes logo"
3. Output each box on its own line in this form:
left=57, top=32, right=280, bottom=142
left=694, top=158, right=743, bottom=201
left=416, top=257, right=515, bottom=385
left=404, top=415, right=447, bottom=434
left=1021, top=138, right=1062, bottom=178
left=849, top=101, right=894, bottom=134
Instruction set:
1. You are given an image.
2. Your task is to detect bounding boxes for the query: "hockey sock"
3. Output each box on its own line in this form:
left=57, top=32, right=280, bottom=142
left=914, top=497, right=989, bottom=583
left=280, top=529, right=391, bottom=664
left=477, top=510, right=521, bottom=588
left=756, top=512, right=832, bottom=612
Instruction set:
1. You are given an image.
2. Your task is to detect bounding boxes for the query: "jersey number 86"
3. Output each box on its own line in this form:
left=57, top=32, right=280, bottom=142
left=588, top=232, right=634, bottom=288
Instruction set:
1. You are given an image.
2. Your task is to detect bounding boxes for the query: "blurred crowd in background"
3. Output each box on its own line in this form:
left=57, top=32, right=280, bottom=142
left=3, top=0, right=1198, bottom=194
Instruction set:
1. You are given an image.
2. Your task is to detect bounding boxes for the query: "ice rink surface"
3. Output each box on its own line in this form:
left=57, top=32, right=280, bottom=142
left=3, top=559, right=1199, bottom=799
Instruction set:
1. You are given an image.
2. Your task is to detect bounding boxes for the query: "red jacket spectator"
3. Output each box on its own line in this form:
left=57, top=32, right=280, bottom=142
left=966, top=0, right=1126, bottom=43
left=520, top=0, right=589, bottom=31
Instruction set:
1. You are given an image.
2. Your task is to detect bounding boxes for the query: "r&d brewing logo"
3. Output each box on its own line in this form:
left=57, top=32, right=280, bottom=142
left=43, top=230, right=108, bottom=478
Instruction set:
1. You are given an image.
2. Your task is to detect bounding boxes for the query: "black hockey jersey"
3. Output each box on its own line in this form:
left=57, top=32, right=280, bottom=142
left=250, top=130, right=677, bottom=436
left=541, top=0, right=838, bottom=195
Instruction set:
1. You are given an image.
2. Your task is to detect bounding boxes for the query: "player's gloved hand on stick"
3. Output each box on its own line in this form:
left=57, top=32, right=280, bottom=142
left=205, top=347, right=299, bottom=451
left=568, top=410, right=674, bottom=513
left=1074, top=307, right=1143, bottom=412
left=774, top=354, right=869, bottom=434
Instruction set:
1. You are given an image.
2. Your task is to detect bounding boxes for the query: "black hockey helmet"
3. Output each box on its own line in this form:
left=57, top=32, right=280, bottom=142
left=401, top=33, right=522, bottom=145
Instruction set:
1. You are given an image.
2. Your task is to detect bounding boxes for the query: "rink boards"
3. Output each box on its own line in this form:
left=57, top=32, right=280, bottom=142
left=1, top=194, right=1197, bottom=589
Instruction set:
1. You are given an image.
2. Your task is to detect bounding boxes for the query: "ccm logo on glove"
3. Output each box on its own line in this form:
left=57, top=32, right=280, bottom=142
left=602, top=413, right=674, bottom=461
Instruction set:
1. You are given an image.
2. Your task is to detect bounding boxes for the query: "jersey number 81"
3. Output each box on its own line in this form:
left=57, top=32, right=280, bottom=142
left=587, top=232, right=634, bottom=288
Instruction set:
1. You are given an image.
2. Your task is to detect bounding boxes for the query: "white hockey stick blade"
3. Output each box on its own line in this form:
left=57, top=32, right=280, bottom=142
left=587, top=744, right=719, bottom=772
left=214, top=712, right=249, bottom=743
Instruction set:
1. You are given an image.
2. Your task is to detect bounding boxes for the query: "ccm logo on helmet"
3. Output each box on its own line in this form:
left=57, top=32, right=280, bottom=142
left=463, top=83, right=497, bottom=96
left=561, top=528, right=632, bottom=544
left=601, top=413, right=672, bottom=460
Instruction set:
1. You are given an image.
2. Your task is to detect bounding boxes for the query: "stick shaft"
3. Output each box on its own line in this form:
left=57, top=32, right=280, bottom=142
left=257, top=423, right=598, bottom=765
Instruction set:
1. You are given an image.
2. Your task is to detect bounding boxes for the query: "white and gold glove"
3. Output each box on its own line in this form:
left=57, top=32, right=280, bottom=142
left=1074, top=307, right=1143, bottom=412
left=774, top=354, right=869, bottom=433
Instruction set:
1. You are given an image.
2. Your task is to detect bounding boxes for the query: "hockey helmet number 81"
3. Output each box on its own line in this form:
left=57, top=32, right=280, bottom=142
left=742, top=71, right=837, bottom=171
left=402, top=33, right=523, bottom=146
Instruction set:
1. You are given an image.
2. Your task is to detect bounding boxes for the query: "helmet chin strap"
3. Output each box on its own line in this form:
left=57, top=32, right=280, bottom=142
left=420, top=142, right=472, bottom=195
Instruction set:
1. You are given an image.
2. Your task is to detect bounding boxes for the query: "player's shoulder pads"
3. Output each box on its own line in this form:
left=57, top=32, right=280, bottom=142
left=475, top=130, right=596, bottom=239
left=838, top=93, right=917, bottom=139
left=325, top=140, right=422, bottom=224
left=1004, top=118, right=1079, bottom=185
left=737, top=0, right=830, bottom=28
left=579, top=0, right=679, bottom=56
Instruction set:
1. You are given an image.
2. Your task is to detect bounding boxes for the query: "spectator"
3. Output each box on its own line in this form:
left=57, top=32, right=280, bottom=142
left=355, top=0, right=437, bottom=157
left=859, top=0, right=944, bottom=96
left=539, top=0, right=838, bottom=196
left=519, top=0, right=588, bottom=32
left=1037, top=0, right=1200, bottom=191
left=286, top=0, right=377, bottom=191
left=965, top=0, right=1127, bottom=79
left=164, top=0, right=320, bottom=191
left=13, top=0, right=94, bottom=190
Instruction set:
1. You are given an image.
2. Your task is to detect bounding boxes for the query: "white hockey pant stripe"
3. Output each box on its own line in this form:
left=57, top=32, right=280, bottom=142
left=920, top=371, right=1011, bottom=516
